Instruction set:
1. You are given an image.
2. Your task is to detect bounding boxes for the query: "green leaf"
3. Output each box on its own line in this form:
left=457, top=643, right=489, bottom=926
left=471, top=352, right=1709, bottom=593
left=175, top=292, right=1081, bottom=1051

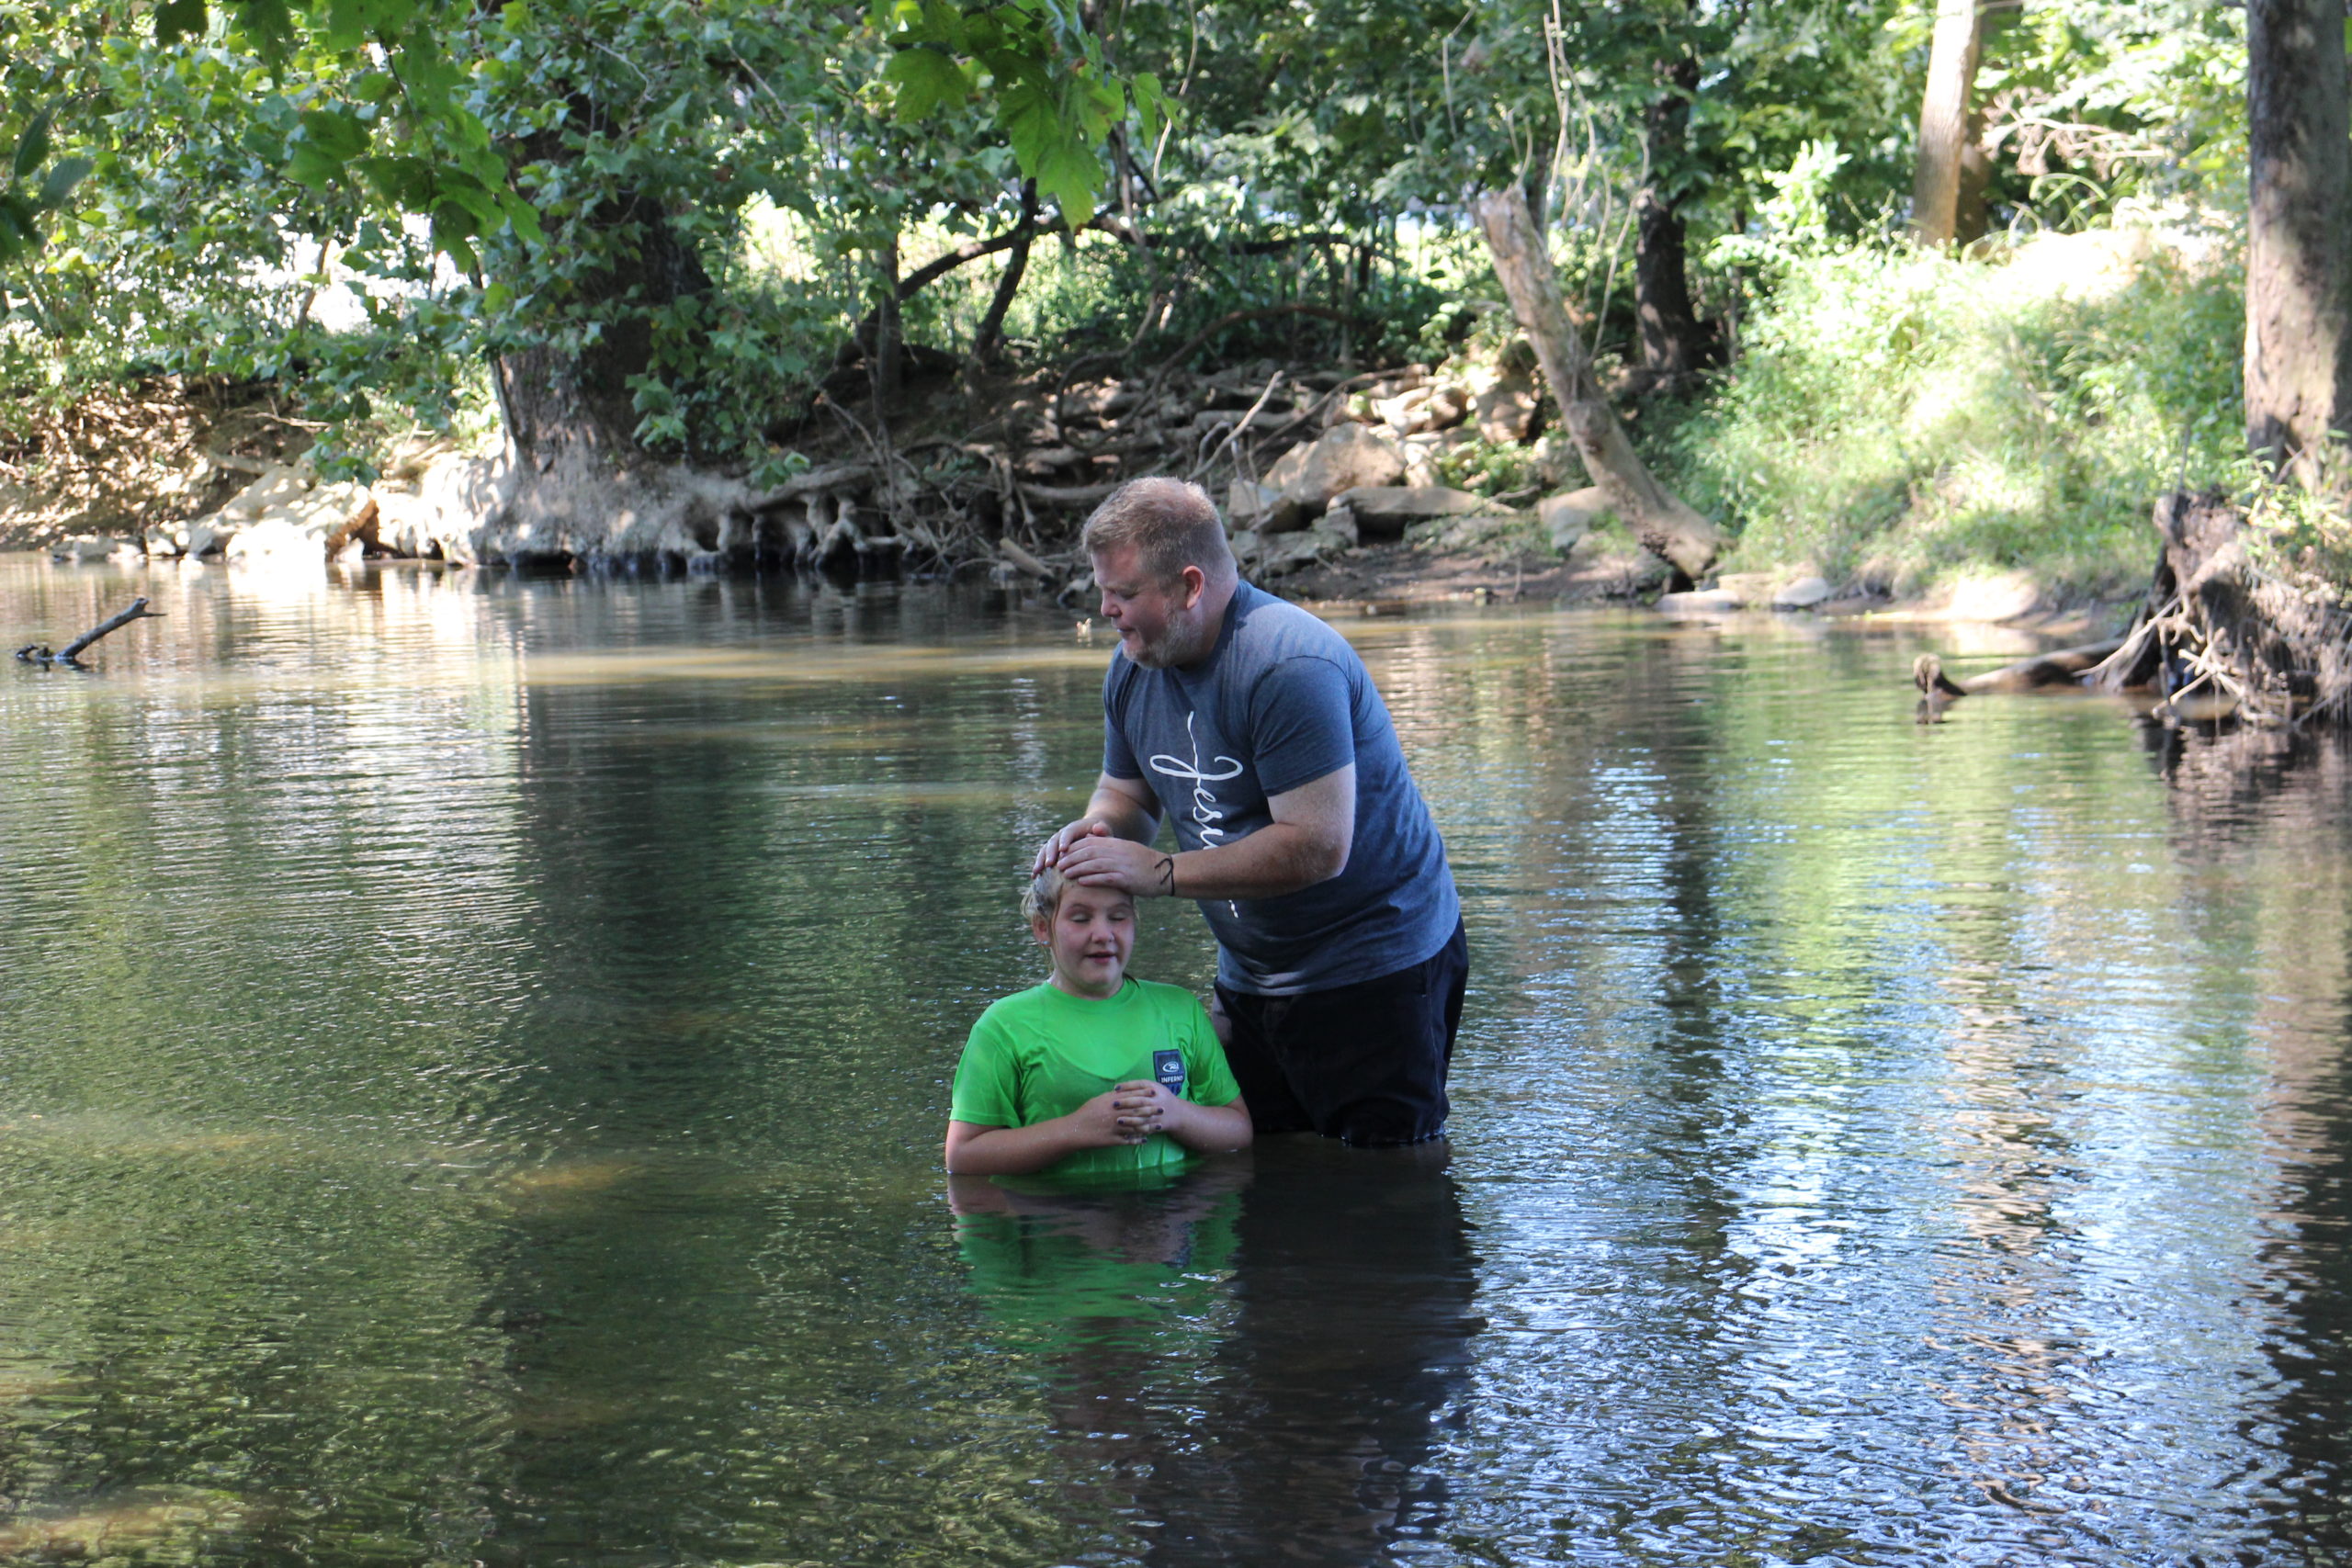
left=235, top=0, right=298, bottom=69
left=1000, top=74, right=1102, bottom=218
left=286, top=107, right=371, bottom=188
left=153, top=0, right=207, bottom=45
left=350, top=152, right=435, bottom=208
left=1131, top=70, right=1167, bottom=145
left=38, top=156, right=94, bottom=210
left=12, top=108, right=53, bottom=182
left=886, top=45, right=968, bottom=120
left=430, top=213, right=479, bottom=274
left=438, top=172, right=503, bottom=231
left=500, top=190, right=543, bottom=244
left=0, top=196, right=38, bottom=260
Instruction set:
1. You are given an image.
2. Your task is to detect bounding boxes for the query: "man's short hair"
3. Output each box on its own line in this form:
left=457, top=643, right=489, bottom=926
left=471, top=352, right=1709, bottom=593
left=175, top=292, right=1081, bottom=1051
left=1080, top=478, right=1235, bottom=587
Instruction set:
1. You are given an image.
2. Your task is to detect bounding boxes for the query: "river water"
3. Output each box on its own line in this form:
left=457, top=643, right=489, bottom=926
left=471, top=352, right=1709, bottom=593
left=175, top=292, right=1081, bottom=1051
left=3, top=554, right=2349, bottom=1567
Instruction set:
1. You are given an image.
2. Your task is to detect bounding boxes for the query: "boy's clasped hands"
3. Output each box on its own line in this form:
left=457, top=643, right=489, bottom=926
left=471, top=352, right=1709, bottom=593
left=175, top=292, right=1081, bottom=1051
left=1084, top=1077, right=1193, bottom=1145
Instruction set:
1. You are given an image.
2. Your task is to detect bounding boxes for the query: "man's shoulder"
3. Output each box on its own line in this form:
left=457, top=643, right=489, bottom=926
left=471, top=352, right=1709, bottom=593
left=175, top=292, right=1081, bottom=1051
left=1223, top=583, right=1360, bottom=672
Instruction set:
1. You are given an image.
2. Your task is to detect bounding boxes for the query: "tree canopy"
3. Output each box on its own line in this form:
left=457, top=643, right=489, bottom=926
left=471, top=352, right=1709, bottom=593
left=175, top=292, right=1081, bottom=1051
left=0, top=0, right=2320, bottom=566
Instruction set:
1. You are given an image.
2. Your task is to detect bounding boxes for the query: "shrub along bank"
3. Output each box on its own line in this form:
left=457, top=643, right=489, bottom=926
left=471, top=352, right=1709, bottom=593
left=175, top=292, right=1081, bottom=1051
left=1655, top=223, right=2250, bottom=609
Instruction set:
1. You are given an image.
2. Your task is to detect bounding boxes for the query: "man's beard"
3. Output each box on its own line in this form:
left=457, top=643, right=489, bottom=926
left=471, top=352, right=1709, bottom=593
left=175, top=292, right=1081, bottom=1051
left=1129, top=615, right=1212, bottom=670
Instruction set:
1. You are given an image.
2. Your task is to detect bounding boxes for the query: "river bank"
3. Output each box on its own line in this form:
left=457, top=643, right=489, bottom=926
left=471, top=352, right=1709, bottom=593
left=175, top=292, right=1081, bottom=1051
left=0, top=357, right=2144, bottom=646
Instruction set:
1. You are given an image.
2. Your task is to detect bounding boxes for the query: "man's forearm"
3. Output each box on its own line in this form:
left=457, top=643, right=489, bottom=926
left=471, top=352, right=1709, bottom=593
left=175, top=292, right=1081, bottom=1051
left=1086, top=784, right=1159, bottom=840
left=1158, top=823, right=1345, bottom=902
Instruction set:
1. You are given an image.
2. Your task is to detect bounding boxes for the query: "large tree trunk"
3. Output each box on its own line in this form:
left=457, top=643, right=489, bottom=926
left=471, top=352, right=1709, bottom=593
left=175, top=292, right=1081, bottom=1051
left=493, top=193, right=710, bottom=464
left=464, top=194, right=759, bottom=566
left=1475, top=186, right=1724, bottom=581
left=1952, top=99, right=1994, bottom=247
left=1632, top=53, right=1711, bottom=393
left=2246, top=0, right=2352, bottom=489
left=1912, top=0, right=1988, bottom=249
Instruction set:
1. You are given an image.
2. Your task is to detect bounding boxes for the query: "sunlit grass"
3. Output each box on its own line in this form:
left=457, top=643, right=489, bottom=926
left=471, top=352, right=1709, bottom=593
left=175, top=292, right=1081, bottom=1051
left=1666, top=224, right=2248, bottom=603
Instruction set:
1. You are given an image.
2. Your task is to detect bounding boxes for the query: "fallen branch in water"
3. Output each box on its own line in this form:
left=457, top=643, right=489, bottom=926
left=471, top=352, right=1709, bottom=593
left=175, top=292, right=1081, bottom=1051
left=15, top=596, right=164, bottom=668
left=1911, top=637, right=2126, bottom=723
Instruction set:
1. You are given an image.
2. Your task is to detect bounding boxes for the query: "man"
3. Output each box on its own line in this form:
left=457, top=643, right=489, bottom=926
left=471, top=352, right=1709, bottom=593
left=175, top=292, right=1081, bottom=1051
left=1038, top=477, right=1466, bottom=1146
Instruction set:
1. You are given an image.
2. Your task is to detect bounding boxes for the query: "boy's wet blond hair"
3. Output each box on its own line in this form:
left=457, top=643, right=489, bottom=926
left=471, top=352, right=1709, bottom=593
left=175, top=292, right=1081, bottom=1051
left=1023, top=864, right=1069, bottom=929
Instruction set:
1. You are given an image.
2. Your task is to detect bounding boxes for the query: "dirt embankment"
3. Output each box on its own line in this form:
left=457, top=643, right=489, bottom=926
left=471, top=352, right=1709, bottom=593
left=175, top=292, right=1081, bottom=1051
left=0, top=367, right=2124, bottom=627
left=0, top=378, right=318, bottom=553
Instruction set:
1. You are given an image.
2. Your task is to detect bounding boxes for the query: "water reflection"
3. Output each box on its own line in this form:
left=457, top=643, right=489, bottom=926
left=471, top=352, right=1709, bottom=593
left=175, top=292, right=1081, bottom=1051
left=8, top=555, right=2352, bottom=1564
left=948, top=1141, right=1476, bottom=1567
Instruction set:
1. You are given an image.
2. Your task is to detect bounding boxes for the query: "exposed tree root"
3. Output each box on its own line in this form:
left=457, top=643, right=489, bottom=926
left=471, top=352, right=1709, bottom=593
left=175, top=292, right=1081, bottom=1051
left=2088, top=489, right=2352, bottom=728
left=1910, top=490, right=2352, bottom=732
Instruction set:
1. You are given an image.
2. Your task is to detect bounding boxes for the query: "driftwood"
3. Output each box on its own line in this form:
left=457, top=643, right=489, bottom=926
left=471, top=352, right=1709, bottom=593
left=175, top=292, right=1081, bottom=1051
left=2088, top=489, right=2351, bottom=728
left=16, top=596, right=164, bottom=667
left=1912, top=639, right=2126, bottom=723
left=1474, top=186, right=1724, bottom=581
left=996, top=536, right=1057, bottom=581
left=1913, top=490, right=2352, bottom=729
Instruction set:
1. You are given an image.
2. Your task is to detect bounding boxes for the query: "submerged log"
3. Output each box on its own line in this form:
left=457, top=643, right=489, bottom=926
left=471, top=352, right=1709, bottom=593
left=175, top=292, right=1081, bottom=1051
left=1912, top=638, right=2127, bottom=723
left=15, top=596, right=164, bottom=667
left=1913, top=638, right=2127, bottom=698
left=1917, top=491, right=2352, bottom=729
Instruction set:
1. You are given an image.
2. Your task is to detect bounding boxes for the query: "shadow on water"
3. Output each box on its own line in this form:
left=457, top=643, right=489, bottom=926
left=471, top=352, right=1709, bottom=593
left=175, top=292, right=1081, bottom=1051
left=2143, top=722, right=2352, bottom=1557
left=949, top=1138, right=1478, bottom=1567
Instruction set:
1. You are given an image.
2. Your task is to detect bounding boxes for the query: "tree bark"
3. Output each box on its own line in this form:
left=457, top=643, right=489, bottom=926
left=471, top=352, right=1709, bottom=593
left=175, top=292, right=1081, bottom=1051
left=1633, top=53, right=1711, bottom=391
left=1952, top=97, right=1994, bottom=247
left=1475, top=186, right=1724, bottom=581
left=1912, top=0, right=1988, bottom=248
left=872, top=235, right=904, bottom=407
left=2246, top=0, right=2352, bottom=488
left=493, top=191, right=712, bottom=467
left=972, top=181, right=1038, bottom=365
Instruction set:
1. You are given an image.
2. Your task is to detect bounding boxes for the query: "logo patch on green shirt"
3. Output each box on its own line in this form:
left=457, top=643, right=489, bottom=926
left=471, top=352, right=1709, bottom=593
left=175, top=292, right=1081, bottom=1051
left=1153, top=1048, right=1185, bottom=1093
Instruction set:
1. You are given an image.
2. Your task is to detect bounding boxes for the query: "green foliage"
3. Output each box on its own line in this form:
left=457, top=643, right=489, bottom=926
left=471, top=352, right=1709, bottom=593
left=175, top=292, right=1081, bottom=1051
left=2244, top=474, right=2352, bottom=592
left=1432, top=436, right=1535, bottom=499
left=1963, top=0, right=2249, bottom=226
left=0, top=106, right=94, bottom=278
left=1667, top=227, right=2248, bottom=598
left=0, top=0, right=2282, bottom=560
left=880, top=0, right=1166, bottom=221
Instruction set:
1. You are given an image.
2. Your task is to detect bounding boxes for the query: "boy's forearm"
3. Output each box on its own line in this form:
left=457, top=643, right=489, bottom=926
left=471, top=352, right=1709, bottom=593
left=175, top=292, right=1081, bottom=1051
left=944, top=1118, right=1095, bottom=1175
left=1165, top=1099, right=1252, bottom=1155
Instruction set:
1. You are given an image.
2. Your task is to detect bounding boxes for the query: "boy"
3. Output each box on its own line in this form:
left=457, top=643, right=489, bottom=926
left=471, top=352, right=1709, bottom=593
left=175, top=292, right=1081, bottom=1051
left=944, top=868, right=1251, bottom=1178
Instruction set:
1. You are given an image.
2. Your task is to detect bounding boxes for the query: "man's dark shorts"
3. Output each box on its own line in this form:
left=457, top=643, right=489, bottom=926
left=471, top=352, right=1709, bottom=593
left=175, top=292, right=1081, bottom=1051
left=1215, top=919, right=1468, bottom=1146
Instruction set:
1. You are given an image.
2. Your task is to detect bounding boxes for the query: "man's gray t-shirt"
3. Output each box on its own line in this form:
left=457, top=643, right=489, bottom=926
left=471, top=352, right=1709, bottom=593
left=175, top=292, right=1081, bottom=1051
left=1102, top=581, right=1460, bottom=996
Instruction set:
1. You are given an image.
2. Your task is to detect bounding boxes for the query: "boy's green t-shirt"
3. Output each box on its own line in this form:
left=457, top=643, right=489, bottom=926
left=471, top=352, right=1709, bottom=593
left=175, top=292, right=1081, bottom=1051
left=950, top=978, right=1241, bottom=1179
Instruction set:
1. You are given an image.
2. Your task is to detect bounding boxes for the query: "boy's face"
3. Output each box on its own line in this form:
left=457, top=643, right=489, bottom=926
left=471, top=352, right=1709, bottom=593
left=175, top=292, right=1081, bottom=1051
left=1035, top=883, right=1136, bottom=998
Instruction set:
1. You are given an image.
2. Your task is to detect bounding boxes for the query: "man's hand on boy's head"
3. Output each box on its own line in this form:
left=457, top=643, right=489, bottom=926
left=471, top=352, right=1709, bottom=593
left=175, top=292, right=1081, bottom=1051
left=1056, top=831, right=1174, bottom=897
left=1034, top=816, right=1113, bottom=876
